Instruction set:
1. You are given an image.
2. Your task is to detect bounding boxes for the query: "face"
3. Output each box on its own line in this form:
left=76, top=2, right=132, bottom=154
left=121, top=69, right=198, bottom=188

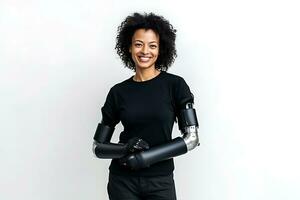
left=129, top=29, right=159, bottom=70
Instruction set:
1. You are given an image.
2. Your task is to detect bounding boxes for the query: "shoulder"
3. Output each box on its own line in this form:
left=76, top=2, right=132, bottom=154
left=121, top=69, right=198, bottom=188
left=162, top=71, right=188, bottom=86
left=162, top=71, right=183, bottom=80
left=165, top=72, right=194, bottom=105
left=106, top=76, right=132, bottom=95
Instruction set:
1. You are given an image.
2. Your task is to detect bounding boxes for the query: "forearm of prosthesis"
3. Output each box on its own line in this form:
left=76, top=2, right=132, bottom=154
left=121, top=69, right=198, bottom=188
left=121, top=128, right=199, bottom=169
left=93, top=141, right=127, bottom=159
left=92, top=123, right=127, bottom=159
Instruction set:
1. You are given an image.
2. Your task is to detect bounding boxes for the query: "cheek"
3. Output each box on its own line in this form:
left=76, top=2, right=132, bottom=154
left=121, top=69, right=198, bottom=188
left=133, top=49, right=140, bottom=57
left=130, top=50, right=137, bottom=58
left=153, top=49, right=159, bottom=57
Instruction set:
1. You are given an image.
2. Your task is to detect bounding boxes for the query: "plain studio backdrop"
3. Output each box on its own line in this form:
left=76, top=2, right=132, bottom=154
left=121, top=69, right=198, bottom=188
left=1, top=0, right=299, bottom=199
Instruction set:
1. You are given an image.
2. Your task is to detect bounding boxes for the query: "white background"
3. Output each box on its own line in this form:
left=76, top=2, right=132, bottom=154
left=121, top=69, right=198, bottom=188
left=1, top=0, right=300, bottom=199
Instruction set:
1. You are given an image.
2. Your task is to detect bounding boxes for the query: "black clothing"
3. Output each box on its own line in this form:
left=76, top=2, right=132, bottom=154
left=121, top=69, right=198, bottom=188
left=107, top=172, right=177, bottom=200
left=101, top=71, right=193, bottom=176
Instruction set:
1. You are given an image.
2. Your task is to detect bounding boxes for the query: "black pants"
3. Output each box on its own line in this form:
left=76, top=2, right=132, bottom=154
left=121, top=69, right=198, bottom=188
left=107, top=172, right=177, bottom=200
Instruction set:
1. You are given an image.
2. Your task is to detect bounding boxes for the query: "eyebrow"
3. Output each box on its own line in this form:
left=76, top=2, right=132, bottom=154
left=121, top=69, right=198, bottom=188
left=133, top=40, right=158, bottom=44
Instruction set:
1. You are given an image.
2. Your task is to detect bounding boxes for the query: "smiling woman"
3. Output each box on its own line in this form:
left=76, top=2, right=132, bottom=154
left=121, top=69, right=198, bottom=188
left=92, top=12, right=200, bottom=200
left=115, top=12, right=177, bottom=72
left=129, top=29, right=160, bottom=81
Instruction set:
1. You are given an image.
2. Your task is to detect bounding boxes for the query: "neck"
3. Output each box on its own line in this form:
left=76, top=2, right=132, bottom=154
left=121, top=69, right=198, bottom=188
left=134, top=67, right=160, bottom=82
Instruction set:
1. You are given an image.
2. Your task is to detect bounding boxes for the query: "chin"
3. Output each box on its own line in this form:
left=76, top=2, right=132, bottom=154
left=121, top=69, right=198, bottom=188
left=138, top=65, right=154, bottom=70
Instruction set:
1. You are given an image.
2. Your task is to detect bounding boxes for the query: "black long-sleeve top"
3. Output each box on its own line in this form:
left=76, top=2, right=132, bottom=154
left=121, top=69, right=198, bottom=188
left=101, top=71, right=194, bottom=176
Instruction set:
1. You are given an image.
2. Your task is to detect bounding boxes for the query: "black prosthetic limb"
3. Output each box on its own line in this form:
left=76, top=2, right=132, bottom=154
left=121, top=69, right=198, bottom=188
left=93, top=123, right=149, bottom=159
left=119, top=137, right=187, bottom=170
left=119, top=101, right=200, bottom=170
left=94, top=142, right=127, bottom=159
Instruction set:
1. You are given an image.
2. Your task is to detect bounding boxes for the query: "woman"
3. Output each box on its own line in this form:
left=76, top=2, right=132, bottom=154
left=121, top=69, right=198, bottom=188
left=93, top=12, right=200, bottom=200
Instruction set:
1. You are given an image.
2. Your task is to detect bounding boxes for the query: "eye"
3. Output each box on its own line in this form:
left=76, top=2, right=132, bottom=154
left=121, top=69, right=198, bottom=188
left=150, top=45, right=157, bottom=49
left=134, top=43, right=142, bottom=47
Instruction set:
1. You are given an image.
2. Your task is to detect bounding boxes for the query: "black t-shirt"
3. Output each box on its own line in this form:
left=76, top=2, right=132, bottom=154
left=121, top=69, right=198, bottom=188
left=101, top=71, right=194, bottom=176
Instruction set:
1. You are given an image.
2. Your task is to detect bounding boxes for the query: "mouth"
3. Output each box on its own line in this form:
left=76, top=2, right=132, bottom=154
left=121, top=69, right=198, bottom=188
left=138, top=56, right=152, bottom=62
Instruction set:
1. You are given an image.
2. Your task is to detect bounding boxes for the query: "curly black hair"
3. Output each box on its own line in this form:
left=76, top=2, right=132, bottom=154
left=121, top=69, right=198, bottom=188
left=115, top=12, right=177, bottom=71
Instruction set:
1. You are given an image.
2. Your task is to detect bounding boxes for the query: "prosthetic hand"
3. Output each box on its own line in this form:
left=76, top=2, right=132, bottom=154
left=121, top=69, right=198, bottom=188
left=93, top=123, right=149, bottom=159
left=126, top=137, right=150, bottom=153
left=118, top=154, right=143, bottom=170
left=119, top=101, right=200, bottom=170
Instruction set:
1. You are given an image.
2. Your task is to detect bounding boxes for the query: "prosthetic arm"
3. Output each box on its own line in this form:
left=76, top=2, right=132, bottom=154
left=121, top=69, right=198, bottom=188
left=92, top=122, right=149, bottom=159
left=119, top=101, right=199, bottom=170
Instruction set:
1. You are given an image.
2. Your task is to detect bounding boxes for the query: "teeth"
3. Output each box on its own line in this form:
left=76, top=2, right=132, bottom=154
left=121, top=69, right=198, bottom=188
left=139, top=57, right=151, bottom=62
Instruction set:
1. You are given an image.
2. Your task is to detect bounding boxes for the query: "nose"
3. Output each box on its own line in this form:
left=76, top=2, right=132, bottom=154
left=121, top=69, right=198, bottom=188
left=141, top=45, right=149, bottom=54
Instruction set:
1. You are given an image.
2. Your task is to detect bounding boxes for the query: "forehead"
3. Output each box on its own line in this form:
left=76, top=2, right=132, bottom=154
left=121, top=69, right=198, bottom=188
left=132, top=29, right=159, bottom=42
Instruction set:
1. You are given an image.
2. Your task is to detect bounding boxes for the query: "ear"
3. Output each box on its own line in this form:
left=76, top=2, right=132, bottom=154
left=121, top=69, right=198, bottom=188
left=129, top=45, right=132, bottom=53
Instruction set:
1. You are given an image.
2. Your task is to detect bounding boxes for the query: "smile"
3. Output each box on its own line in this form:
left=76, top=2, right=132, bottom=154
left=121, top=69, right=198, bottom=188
left=138, top=56, right=152, bottom=62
